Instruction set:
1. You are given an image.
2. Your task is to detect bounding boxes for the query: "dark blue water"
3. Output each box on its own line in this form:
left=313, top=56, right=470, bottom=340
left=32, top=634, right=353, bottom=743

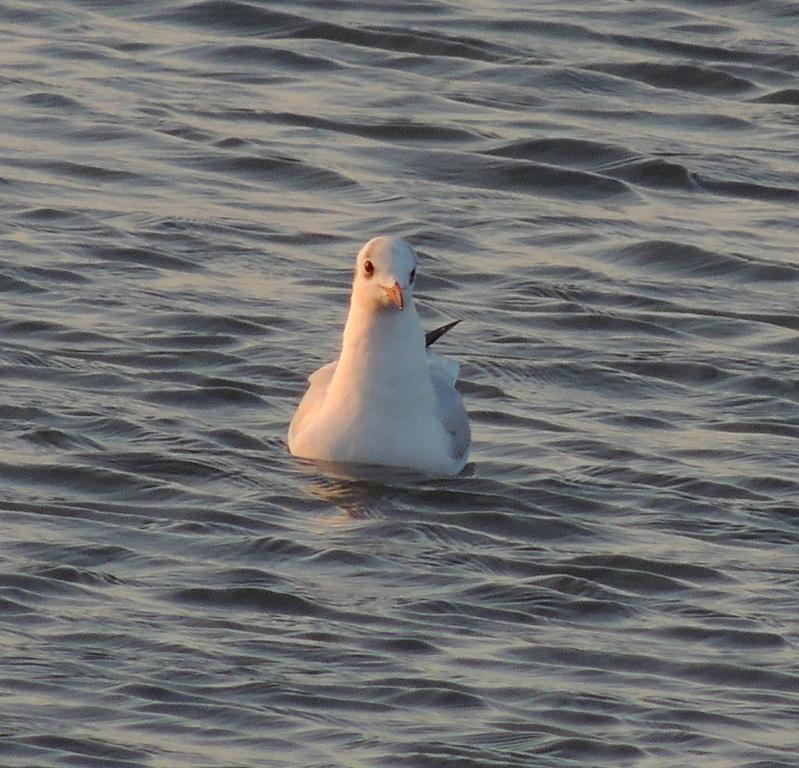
left=2, top=1, right=798, bottom=766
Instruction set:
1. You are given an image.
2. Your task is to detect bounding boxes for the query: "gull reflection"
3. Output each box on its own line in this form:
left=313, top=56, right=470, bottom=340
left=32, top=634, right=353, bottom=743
left=296, top=459, right=430, bottom=524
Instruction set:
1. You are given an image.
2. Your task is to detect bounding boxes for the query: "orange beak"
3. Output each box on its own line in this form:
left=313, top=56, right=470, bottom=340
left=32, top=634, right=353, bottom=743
left=381, top=281, right=404, bottom=310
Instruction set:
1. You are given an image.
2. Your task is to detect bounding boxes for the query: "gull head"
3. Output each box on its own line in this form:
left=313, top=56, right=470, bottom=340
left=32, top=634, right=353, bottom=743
left=353, top=236, right=418, bottom=313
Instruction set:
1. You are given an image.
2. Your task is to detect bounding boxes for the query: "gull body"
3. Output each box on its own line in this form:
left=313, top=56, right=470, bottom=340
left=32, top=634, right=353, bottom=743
left=288, top=236, right=470, bottom=477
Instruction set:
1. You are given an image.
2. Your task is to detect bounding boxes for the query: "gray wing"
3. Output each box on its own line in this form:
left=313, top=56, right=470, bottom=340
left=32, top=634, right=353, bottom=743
left=288, top=360, right=337, bottom=445
left=428, top=351, right=470, bottom=462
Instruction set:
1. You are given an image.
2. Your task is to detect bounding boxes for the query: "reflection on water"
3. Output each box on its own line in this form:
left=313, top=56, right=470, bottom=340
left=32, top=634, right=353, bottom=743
left=306, top=473, right=383, bottom=522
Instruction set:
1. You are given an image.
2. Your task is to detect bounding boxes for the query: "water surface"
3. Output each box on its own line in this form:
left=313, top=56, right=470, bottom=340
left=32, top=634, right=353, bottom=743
left=1, top=1, right=798, bottom=766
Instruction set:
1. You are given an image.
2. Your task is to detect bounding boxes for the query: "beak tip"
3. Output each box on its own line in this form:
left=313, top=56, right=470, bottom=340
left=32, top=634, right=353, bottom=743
left=382, top=281, right=405, bottom=310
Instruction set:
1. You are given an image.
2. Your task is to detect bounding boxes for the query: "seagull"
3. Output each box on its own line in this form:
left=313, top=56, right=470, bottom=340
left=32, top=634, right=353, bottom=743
left=288, top=236, right=470, bottom=477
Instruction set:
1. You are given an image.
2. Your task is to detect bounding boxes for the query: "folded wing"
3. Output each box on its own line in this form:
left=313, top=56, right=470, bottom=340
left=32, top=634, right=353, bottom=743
left=428, top=351, right=470, bottom=463
left=288, top=360, right=336, bottom=446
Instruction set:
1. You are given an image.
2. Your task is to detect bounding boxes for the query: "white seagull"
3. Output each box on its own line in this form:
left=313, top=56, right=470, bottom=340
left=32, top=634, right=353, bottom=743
left=288, top=236, right=470, bottom=477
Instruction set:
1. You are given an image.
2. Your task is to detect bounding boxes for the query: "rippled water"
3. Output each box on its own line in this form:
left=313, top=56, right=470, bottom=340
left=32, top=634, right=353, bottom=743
left=2, top=1, right=799, bottom=766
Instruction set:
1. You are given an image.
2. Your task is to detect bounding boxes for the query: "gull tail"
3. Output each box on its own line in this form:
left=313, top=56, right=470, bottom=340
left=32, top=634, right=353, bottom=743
left=425, top=319, right=461, bottom=348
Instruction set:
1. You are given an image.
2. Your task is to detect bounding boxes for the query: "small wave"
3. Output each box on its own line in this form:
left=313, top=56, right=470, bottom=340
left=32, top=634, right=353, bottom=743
left=0, top=4, right=47, bottom=23
left=0, top=595, right=34, bottom=615
left=144, top=385, right=264, bottom=408
left=206, top=429, right=269, bottom=451
left=553, top=562, right=692, bottom=595
left=483, top=137, right=633, bottom=170
left=534, top=310, right=682, bottom=337
left=146, top=0, right=308, bottom=34
left=0, top=404, right=50, bottom=422
left=0, top=461, right=152, bottom=497
left=155, top=312, right=267, bottom=335
left=586, top=61, right=754, bottom=95
left=278, top=111, right=483, bottom=143
left=677, top=660, right=799, bottom=693
left=0, top=318, right=64, bottom=337
left=0, top=273, right=46, bottom=294
left=191, top=150, right=356, bottom=191
left=16, top=263, right=90, bottom=284
left=536, top=737, right=645, bottom=762
left=172, top=586, right=321, bottom=616
left=37, top=159, right=139, bottom=182
left=752, top=88, right=799, bottom=105
left=102, top=349, right=238, bottom=370
left=300, top=22, right=508, bottom=63
left=710, top=419, right=799, bottom=440
left=470, top=408, right=571, bottom=433
left=238, top=536, right=318, bottom=562
left=366, top=636, right=439, bottom=655
left=35, top=43, right=113, bottom=63
left=93, top=452, right=229, bottom=483
left=21, top=427, right=102, bottom=451
left=400, top=595, right=541, bottom=628
left=610, top=32, right=770, bottom=67
left=696, top=175, right=799, bottom=203
left=0, top=571, right=94, bottom=600
left=668, top=22, right=736, bottom=35
left=86, top=245, right=200, bottom=272
left=79, top=416, right=149, bottom=440
left=201, top=43, right=343, bottom=71
left=422, top=151, right=631, bottom=200
left=19, top=735, right=148, bottom=766
left=609, top=240, right=799, bottom=282
left=444, top=510, right=593, bottom=541
left=386, top=682, right=484, bottom=709
left=568, top=554, right=730, bottom=584
left=613, top=359, right=727, bottom=389
left=32, top=564, right=125, bottom=588
left=604, top=157, right=698, bottom=191
left=16, top=206, right=78, bottom=221
left=19, top=92, right=84, bottom=110
left=115, top=683, right=191, bottom=704
left=154, top=1, right=508, bottom=60
left=654, top=624, right=786, bottom=650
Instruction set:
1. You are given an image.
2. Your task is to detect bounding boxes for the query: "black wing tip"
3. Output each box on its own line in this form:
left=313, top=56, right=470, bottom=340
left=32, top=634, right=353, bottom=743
left=425, top=319, right=462, bottom=348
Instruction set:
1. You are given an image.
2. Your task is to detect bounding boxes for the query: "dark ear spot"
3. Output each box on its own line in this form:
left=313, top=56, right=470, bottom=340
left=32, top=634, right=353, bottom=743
left=409, top=267, right=416, bottom=283
left=364, top=259, right=374, bottom=277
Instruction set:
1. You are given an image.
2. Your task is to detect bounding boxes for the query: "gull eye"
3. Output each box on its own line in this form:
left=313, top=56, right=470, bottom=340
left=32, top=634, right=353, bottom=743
left=364, top=259, right=374, bottom=277
left=409, top=268, right=416, bottom=283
